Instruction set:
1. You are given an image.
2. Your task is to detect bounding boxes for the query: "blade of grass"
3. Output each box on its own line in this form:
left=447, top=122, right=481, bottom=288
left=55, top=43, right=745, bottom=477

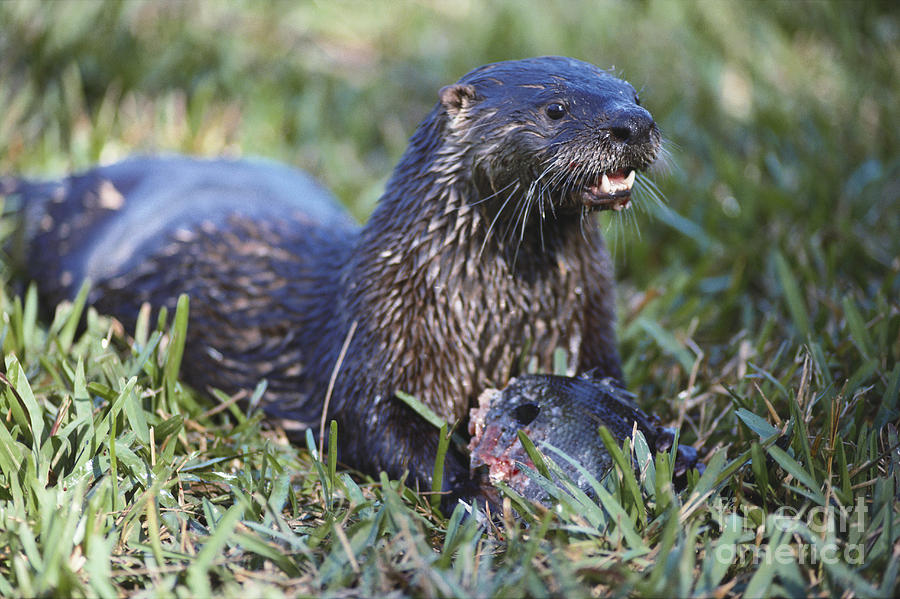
left=57, top=279, right=91, bottom=353
left=774, top=251, right=810, bottom=339
left=841, top=295, right=874, bottom=359
left=163, top=294, right=189, bottom=414
left=431, top=422, right=451, bottom=512
left=767, top=446, right=826, bottom=505
left=186, top=503, right=243, bottom=595
left=4, top=356, right=44, bottom=455
left=395, top=390, right=446, bottom=429
left=736, top=408, right=780, bottom=439
left=597, top=425, right=646, bottom=525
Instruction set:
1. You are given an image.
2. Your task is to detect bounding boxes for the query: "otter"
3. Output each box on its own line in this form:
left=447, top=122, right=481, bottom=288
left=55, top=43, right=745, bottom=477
left=3, top=56, right=661, bottom=503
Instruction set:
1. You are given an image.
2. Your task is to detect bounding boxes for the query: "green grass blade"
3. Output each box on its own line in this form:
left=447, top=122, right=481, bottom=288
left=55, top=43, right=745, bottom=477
left=736, top=408, right=780, bottom=439
left=328, top=419, right=338, bottom=492
left=431, top=422, right=451, bottom=511
left=841, top=295, right=874, bottom=358
left=395, top=390, right=446, bottom=429
left=516, top=429, right=551, bottom=480
left=597, top=425, right=646, bottom=525
left=186, top=503, right=243, bottom=595
left=57, top=279, right=91, bottom=352
left=766, top=446, right=825, bottom=505
left=636, top=316, right=695, bottom=373
left=4, top=356, right=44, bottom=453
left=163, top=294, right=189, bottom=412
left=121, top=376, right=149, bottom=445
left=874, top=363, right=900, bottom=428
left=774, top=252, right=810, bottom=339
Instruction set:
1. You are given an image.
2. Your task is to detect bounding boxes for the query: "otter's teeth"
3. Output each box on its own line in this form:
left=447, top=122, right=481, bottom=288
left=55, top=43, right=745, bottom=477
left=600, top=173, right=612, bottom=195
left=599, top=171, right=636, bottom=195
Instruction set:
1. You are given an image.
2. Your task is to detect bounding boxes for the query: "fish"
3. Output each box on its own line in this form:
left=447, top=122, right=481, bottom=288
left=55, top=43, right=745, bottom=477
left=468, top=373, right=703, bottom=504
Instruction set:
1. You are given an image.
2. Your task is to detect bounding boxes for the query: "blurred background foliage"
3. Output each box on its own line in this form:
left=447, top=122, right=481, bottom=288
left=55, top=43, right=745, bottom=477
left=1, top=0, right=898, bottom=406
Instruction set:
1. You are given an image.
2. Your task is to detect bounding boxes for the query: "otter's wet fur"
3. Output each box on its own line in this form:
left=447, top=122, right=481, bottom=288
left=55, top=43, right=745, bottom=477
left=4, top=56, right=661, bottom=501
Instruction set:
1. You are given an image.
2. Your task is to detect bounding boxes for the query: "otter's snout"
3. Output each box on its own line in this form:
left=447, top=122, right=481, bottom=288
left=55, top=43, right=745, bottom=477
left=604, top=106, right=657, bottom=146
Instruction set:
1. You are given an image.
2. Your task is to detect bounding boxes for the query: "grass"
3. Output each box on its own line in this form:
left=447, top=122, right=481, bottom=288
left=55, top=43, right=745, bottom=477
left=1, top=0, right=898, bottom=596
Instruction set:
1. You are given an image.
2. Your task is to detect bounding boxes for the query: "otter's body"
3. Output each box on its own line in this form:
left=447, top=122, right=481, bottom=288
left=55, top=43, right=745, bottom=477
left=5, top=57, right=660, bottom=497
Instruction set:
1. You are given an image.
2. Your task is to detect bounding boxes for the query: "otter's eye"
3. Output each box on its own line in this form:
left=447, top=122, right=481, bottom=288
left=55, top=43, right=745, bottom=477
left=545, top=102, right=566, bottom=119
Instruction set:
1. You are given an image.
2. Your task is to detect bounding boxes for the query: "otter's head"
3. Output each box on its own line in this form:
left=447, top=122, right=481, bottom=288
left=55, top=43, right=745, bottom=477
left=439, top=56, right=661, bottom=215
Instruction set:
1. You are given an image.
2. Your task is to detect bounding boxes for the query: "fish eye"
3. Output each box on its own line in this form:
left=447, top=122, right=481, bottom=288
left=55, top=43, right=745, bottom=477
left=512, top=403, right=541, bottom=426
left=545, top=102, right=566, bottom=120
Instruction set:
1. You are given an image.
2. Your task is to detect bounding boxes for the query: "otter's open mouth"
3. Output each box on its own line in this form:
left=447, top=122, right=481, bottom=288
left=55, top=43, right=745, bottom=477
left=582, top=169, right=636, bottom=211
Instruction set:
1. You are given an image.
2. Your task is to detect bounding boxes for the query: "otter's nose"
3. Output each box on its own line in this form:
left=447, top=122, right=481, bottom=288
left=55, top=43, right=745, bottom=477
left=605, top=106, right=656, bottom=145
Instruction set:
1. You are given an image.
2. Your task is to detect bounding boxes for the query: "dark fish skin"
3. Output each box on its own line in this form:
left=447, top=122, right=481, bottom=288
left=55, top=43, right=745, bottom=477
left=469, top=373, right=703, bottom=503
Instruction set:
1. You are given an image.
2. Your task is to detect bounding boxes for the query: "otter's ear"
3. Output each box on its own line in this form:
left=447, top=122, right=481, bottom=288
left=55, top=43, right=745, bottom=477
left=439, top=84, right=478, bottom=116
